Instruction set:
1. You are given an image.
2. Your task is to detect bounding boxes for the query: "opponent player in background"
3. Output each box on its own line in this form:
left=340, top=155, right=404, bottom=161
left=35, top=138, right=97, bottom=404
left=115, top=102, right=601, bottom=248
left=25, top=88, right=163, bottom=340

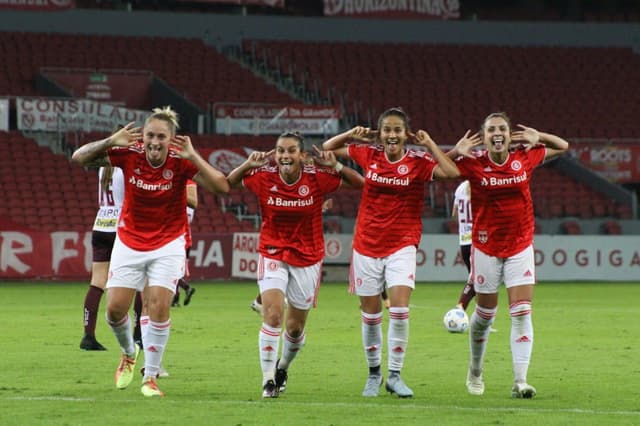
left=450, top=112, right=569, bottom=398
left=448, top=180, right=497, bottom=333
left=71, top=106, right=229, bottom=397
left=172, top=179, right=198, bottom=307
left=227, top=131, right=363, bottom=398
left=79, top=165, right=124, bottom=351
left=451, top=180, right=475, bottom=312
left=322, top=107, right=460, bottom=398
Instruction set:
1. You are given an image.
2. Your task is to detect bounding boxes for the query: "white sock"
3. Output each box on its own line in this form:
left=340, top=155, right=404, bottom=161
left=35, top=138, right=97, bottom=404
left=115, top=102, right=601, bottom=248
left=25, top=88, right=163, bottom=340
left=140, top=315, right=149, bottom=348
left=107, top=313, right=136, bottom=357
left=143, top=319, right=171, bottom=380
left=510, top=300, right=533, bottom=383
left=259, top=323, right=281, bottom=384
left=361, top=311, right=383, bottom=371
left=469, top=305, right=497, bottom=376
left=278, top=330, right=305, bottom=370
left=388, top=307, right=409, bottom=372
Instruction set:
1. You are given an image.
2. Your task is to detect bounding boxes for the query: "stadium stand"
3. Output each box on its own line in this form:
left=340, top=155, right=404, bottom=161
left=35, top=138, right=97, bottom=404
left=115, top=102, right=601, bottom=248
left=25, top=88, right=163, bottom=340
left=0, top=2, right=638, bottom=236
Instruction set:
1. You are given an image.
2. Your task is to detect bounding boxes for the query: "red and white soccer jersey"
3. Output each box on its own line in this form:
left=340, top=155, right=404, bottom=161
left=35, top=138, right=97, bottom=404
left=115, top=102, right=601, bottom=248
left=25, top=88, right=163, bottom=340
left=455, top=145, right=546, bottom=258
left=243, top=164, right=341, bottom=267
left=108, top=144, right=199, bottom=251
left=348, top=143, right=437, bottom=258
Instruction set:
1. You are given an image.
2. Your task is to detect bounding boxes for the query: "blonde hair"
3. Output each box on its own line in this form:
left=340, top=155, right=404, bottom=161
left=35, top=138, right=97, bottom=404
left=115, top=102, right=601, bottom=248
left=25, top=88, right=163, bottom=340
left=146, top=106, right=180, bottom=135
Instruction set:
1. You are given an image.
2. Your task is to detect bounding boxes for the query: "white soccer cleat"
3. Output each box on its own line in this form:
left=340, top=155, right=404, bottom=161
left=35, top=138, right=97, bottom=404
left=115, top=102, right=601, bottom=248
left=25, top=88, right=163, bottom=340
left=250, top=299, right=263, bottom=315
left=512, top=382, right=536, bottom=399
left=466, top=368, right=485, bottom=396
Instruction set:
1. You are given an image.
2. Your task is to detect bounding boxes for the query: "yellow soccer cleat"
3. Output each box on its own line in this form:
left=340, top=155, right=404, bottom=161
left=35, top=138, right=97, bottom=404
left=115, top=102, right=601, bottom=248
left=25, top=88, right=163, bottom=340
left=141, top=377, right=165, bottom=397
left=115, top=345, right=139, bottom=389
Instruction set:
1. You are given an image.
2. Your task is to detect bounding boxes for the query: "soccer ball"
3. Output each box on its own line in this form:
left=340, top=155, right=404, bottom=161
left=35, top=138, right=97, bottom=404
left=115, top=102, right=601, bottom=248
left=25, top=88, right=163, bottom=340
left=443, top=308, right=469, bottom=333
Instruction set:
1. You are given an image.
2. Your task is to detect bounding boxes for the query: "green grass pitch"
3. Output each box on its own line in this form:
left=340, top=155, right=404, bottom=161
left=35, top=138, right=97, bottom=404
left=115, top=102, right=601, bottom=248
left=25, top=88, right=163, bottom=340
left=0, top=281, right=639, bottom=425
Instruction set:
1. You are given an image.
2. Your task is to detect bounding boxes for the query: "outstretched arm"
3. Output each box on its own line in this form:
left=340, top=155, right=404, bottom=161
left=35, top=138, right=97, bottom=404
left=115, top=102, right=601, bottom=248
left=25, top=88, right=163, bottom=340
left=71, top=122, right=141, bottom=167
left=312, top=146, right=364, bottom=189
left=172, top=134, right=230, bottom=194
left=512, top=124, right=569, bottom=160
left=226, top=150, right=274, bottom=188
left=322, top=126, right=376, bottom=159
left=412, top=129, right=460, bottom=179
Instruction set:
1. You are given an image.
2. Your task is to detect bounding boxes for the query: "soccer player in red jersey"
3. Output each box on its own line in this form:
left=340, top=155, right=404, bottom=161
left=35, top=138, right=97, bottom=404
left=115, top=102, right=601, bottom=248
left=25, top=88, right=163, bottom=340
left=450, top=112, right=569, bottom=398
left=71, top=106, right=229, bottom=397
left=227, top=131, right=363, bottom=398
left=322, top=107, right=460, bottom=398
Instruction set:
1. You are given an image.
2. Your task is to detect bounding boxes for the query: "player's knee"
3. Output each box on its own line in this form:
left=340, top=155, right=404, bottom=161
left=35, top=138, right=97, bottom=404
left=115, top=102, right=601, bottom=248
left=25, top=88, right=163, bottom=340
left=509, top=300, right=532, bottom=318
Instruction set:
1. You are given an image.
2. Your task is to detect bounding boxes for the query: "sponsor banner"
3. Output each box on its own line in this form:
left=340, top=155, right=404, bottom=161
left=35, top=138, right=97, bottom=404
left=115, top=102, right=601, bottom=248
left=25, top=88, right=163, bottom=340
left=323, top=0, right=460, bottom=20
left=3, top=230, right=637, bottom=281
left=321, top=234, right=640, bottom=281
left=214, top=103, right=341, bottom=135
left=572, top=141, right=640, bottom=183
left=0, top=229, right=230, bottom=280
left=231, top=232, right=261, bottom=279
left=17, top=97, right=150, bottom=133
left=0, top=98, right=9, bottom=131
left=188, top=233, right=233, bottom=280
left=0, top=0, right=75, bottom=11
left=42, top=68, right=152, bottom=109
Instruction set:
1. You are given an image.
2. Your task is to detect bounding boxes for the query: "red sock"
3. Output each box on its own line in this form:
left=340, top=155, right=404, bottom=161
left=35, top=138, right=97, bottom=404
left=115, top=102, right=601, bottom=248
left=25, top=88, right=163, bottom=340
left=457, top=283, right=476, bottom=311
left=83, top=286, right=104, bottom=335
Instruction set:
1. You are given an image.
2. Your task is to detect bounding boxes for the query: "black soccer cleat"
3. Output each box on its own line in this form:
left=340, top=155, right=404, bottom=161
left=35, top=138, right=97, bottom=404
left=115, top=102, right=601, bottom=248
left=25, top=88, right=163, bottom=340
left=183, top=287, right=196, bottom=306
left=275, top=360, right=288, bottom=393
left=80, top=334, right=107, bottom=351
left=262, top=380, right=279, bottom=398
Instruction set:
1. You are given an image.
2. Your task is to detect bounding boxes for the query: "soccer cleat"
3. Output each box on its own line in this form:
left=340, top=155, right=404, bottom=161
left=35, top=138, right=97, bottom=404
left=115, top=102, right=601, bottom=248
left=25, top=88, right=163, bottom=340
left=171, top=294, right=180, bottom=307
left=250, top=299, right=263, bottom=315
left=262, top=380, right=279, bottom=398
left=385, top=373, right=413, bottom=398
left=183, top=287, right=196, bottom=306
left=158, top=366, right=170, bottom=378
left=141, top=377, right=165, bottom=397
left=115, top=346, right=139, bottom=389
left=362, top=374, right=383, bottom=397
left=512, top=382, right=536, bottom=399
left=140, top=365, right=170, bottom=379
left=274, top=360, right=288, bottom=393
left=466, top=368, right=485, bottom=396
left=80, top=334, right=107, bottom=351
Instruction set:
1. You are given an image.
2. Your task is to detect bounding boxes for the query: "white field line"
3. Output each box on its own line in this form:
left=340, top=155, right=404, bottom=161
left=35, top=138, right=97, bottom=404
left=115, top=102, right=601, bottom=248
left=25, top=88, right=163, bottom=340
left=3, top=396, right=639, bottom=417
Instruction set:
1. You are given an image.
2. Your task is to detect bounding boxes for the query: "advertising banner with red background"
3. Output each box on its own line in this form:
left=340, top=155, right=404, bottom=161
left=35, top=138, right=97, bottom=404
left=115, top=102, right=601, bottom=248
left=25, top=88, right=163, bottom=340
left=42, top=68, right=152, bottom=109
left=0, top=226, right=232, bottom=280
left=0, top=0, right=75, bottom=11
left=571, top=140, right=640, bottom=183
left=323, top=0, right=460, bottom=19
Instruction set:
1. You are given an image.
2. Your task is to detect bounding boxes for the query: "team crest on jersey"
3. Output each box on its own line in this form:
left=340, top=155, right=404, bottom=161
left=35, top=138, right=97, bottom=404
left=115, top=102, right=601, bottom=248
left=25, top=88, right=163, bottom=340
left=268, top=261, right=279, bottom=271
left=478, top=230, right=488, bottom=243
left=511, top=160, right=522, bottom=171
left=163, top=169, right=174, bottom=180
left=397, top=165, right=409, bottom=175
left=299, top=185, right=310, bottom=196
